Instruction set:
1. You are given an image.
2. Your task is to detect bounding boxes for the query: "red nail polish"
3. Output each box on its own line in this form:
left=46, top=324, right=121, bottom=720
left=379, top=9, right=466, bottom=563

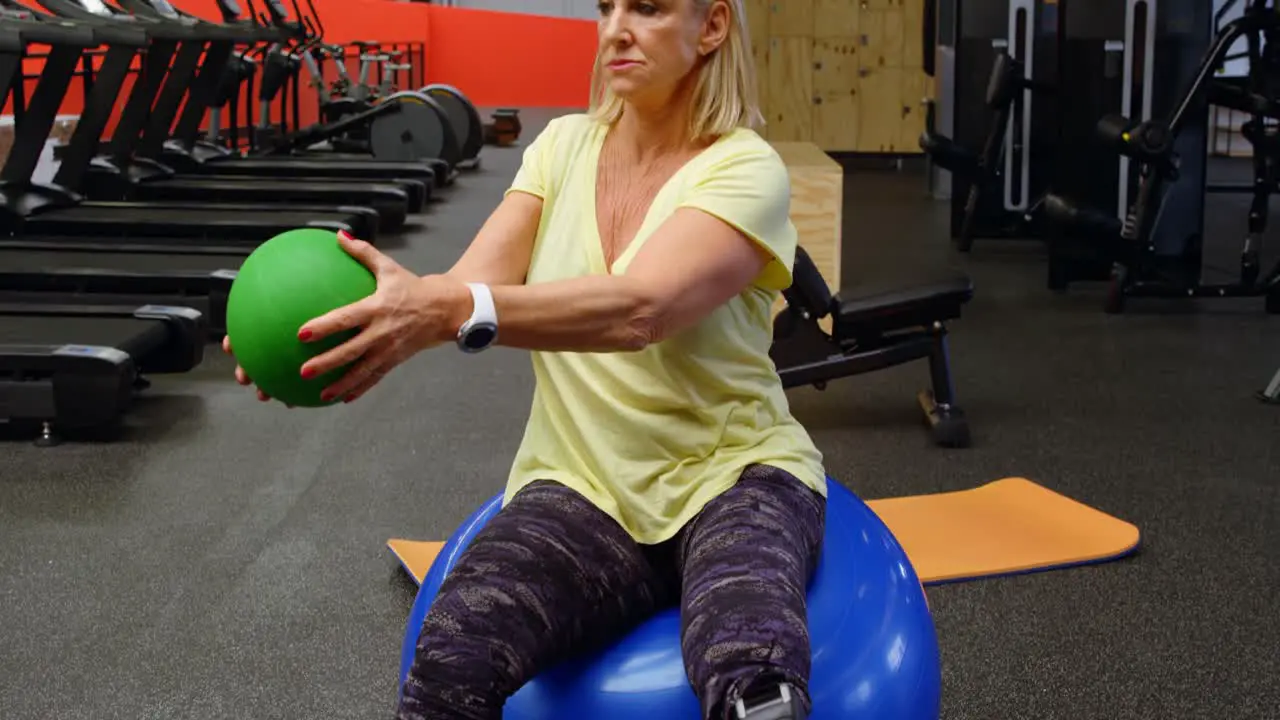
left=320, top=391, right=334, bottom=402
left=301, top=367, right=316, bottom=379
left=298, top=329, right=313, bottom=341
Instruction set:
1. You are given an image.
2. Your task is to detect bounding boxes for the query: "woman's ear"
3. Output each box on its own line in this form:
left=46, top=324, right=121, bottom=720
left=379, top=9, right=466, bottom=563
left=698, top=1, right=731, bottom=56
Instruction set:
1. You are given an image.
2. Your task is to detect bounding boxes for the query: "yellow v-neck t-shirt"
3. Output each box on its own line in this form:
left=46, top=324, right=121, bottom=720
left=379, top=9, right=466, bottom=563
left=502, top=113, right=826, bottom=544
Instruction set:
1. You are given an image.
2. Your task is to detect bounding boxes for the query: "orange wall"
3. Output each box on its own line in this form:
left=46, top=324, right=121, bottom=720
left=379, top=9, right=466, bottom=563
left=3, top=1, right=597, bottom=134
left=178, top=0, right=598, bottom=108
left=424, top=5, right=597, bottom=108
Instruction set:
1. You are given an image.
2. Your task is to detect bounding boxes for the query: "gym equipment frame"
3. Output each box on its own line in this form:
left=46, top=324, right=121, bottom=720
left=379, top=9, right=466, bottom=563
left=1046, top=0, right=1278, bottom=313
left=769, top=248, right=976, bottom=448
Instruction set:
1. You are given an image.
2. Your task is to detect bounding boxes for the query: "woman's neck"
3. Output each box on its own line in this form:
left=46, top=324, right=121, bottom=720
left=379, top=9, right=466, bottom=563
left=613, top=93, right=706, bottom=163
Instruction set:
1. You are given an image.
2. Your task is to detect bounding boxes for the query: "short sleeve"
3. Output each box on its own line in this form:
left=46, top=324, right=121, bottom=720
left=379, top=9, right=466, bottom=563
left=677, top=143, right=797, bottom=291
left=505, top=117, right=564, bottom=201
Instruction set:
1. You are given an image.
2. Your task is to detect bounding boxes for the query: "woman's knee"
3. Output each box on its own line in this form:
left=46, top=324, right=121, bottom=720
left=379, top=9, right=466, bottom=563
left=410, top=481, right=639, bottom=663
left=680, top=466, right=825, bottom=598
left=401, top=487, right=589, bottom=717
left=401, top=481, right=668, bottom=717
left=677, top=466, right=826, bottom=719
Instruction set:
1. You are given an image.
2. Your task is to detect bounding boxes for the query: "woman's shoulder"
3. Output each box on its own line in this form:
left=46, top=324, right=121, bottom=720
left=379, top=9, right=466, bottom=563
left=714, top=126, right=779, bottom=154
left=534, top=113, right=603, bottom=147
left=677, top=128, right=789, bottom=196
left=696, top=128, right=788, bottom=177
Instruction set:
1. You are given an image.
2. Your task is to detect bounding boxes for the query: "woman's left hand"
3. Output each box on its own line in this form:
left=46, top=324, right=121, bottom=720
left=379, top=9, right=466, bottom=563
left=299, top=230, right=468, bottom=404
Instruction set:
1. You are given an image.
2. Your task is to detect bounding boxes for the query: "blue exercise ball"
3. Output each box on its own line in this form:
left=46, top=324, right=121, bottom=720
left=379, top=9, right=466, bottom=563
left=399, top=478, right=942, bottom=719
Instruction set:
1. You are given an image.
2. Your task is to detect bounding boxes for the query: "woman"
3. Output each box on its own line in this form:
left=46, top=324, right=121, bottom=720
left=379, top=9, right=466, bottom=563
left=225, top=1, right=827, bottom=718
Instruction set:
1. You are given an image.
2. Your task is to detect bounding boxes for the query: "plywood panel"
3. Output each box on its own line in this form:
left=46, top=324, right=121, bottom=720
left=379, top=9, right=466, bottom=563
left=812, top=36, right=860, bottom=151
left=813, top=92, right=860, bottom=152
left=857, top=65, right=906, bottom=152
left=770, top=142, right=844, bottom=327
left=749, top=0, right=923, bottom=155
left=764, top=37, right=814, bottom=142
left=812, top=36, right=860, bottom=95
left=744, top=0, right=770, bottom=46
left=747, top=0, right=771, bottom=123
left=752, top=43, right=770, bottom=129
left=901, top=0, right=925, bottom=68
left=813, top=0, right=859, bottom=38
left=769, top=0, right=814, bottom=36
left=896, top=67, right=931, bottom=151
left=858, top=10, right=906, bottom=70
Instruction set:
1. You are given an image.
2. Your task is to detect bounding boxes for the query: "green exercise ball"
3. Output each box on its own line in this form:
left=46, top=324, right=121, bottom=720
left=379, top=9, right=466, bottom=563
left=225, top=228, right=377, bottom=408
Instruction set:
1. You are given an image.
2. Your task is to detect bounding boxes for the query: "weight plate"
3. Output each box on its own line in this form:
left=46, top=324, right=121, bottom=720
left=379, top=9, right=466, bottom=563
left=368, top=97, right=441, bottom=162
left=422, top=83, right=484, bottom=163
left=417, top=91, right=462, bottom=169
left=423, top=86, right=471, bottom=151
left=368, top=91, right=460, bottom=167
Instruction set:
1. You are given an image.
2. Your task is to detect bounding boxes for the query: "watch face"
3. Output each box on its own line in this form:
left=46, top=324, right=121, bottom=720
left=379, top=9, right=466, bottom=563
left=462, top=324, right=497, bottom=352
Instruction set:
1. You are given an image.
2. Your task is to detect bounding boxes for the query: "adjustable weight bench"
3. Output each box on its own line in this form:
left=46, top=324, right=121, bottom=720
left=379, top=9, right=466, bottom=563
left=770, top=247, right=976, bottom=447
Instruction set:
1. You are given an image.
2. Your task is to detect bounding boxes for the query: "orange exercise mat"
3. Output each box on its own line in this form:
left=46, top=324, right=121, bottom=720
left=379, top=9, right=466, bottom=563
left=387, top=478, right=1141, bottom=587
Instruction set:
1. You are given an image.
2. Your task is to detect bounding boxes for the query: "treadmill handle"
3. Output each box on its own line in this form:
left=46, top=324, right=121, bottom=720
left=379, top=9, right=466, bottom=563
left=11, top=20, right=98, bottom=48
left=124, top=16, right=197, bottom=42
left=87, top=22, right=150, bottom=48
left=0, top=26, right=20, bottom=52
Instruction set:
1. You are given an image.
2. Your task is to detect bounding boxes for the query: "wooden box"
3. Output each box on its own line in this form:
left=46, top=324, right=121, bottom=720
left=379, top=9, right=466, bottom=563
left=771, top=141, right=843, bottom=325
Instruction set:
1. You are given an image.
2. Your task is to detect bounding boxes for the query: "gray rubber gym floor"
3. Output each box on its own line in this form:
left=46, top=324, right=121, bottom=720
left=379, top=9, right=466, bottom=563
left=2, top=109, right=1277, bottom=719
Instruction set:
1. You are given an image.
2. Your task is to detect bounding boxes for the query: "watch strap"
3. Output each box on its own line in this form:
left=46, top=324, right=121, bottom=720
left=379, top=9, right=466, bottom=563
left=456, top=282, right=498, bottom=352
left=465, top=283, right=497, bottom=328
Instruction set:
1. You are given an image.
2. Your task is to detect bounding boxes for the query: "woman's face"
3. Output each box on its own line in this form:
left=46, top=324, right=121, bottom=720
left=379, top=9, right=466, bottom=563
left=597, top=0, right=730, bottom=109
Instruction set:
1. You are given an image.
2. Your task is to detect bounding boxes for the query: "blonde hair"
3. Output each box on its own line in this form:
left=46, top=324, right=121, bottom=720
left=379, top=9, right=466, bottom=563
left=588, top=0, right=765, bottom=140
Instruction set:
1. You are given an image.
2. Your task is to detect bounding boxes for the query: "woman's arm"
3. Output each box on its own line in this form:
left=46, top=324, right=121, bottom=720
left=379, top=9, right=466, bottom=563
left=435, top=206, right=774, bottom=353
left=446, top=115, right=560, bottom=286
left=294, top=141, right=790, bottom=396
left=444, top=191, right=543, bottom=286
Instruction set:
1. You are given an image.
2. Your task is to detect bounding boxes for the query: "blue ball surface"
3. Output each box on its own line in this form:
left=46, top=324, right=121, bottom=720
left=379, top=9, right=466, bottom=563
left=399, top=478, right=942, bottom=719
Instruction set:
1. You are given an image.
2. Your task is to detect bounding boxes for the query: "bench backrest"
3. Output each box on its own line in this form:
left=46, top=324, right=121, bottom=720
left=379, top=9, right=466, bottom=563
left=782, top=246, right=834, bottom=319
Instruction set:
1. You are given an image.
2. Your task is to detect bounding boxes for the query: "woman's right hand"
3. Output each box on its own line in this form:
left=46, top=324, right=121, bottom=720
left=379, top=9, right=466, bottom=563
left=221, top=335, right=278, bottom=405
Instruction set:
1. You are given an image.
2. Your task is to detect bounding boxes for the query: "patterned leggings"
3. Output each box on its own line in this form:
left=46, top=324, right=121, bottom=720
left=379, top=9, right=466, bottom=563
left=397, top=465, right=827, bottom=720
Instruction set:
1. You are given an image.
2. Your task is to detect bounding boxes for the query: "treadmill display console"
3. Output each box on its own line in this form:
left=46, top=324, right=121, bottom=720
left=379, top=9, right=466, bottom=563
left=79, top=0, right=112, bottom=17
left=0, top=0, right=32, bottom=18
left=263, top=0, right=288, bottom=22
left=149, top=0, right=179, bottom=18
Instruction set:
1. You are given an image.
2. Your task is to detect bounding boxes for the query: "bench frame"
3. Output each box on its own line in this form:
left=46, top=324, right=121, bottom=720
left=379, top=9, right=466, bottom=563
left=771, top=304, right=970, bottom=448
left=769, top=249, right=973, bottom=448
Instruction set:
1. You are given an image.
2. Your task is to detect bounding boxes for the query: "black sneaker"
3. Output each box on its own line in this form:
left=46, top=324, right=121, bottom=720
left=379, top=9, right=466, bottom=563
left=732, top=682, right=808, bottom=720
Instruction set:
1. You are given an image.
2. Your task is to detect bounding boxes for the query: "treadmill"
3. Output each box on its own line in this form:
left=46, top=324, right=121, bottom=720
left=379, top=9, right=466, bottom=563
left=120, top=0, right=432, bottom=204
left=0, top=16, right=241, bottom=336
left=122, top=0, right=445, bottom=186
left=47, top=0, right=423, bottom=232
left=0, top=301, right=206, bottom=445
left=0, top=5, right=382, bottom=243
left=0, top=250, right=239, bottom=337
left=242, top=0, right=457, bottom=189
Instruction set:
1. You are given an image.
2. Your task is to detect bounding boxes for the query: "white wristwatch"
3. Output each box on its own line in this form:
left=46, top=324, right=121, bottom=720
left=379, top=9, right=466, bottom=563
left=456, top=282, right=499, bottom=353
